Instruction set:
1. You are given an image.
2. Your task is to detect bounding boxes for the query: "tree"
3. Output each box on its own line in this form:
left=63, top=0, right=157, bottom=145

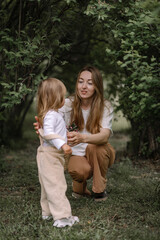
left=0, top=0, right=91, bottom=145
left=85, top=0, right=160, bottom=158
left=1, top=0, right=159, bottom=159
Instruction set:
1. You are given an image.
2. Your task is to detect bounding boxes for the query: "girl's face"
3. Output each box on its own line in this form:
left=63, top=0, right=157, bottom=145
left=77, top=71, right=95, bottom=100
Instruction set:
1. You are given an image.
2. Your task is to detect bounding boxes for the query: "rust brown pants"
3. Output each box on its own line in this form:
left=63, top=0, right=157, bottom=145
left=68, top=143, right=115, bottom=194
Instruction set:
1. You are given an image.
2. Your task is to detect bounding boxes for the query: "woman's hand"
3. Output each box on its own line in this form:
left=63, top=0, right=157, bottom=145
left=33, top=116, right=41, bottom=134
left=68, top=129, right=111, bottom=146
left=67, top=131, right=84, bottom=146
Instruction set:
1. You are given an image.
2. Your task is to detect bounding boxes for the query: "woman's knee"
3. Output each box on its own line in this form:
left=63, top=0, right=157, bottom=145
left=86, top=144, right=106, bottom=156
left=68, top=169, right=83, bottom=182
left=68, top=164, right=91, bottom=182
left=107, top=143, right=116, bottom=167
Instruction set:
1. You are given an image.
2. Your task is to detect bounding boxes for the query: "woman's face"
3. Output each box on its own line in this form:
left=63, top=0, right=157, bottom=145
left=77, top=70, right=95, bottom=100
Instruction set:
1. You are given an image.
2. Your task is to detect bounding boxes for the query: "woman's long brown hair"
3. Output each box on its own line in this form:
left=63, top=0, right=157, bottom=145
left=70, top=66, right=104, bottom=134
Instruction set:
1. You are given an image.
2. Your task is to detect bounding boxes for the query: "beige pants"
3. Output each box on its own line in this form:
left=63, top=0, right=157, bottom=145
left=68, top=143, right=115, bottom=194
left=36, top=145, right=72, bottom=220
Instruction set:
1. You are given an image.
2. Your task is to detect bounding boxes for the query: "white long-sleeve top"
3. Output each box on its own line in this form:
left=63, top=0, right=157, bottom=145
left=43, top=110, right=67, bottom=150
left=59, top=98, right=113, bottom=156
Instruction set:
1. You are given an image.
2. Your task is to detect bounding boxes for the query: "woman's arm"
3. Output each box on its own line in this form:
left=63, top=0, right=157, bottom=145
left=67, top=128, right=111, bottom=146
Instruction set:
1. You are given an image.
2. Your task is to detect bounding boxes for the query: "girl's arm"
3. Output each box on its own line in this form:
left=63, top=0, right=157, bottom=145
left=43, top=111, right=66, bottom=150
left=33, top=116, right=41, bottom=134
left=67, top=128, right=111, bottom=146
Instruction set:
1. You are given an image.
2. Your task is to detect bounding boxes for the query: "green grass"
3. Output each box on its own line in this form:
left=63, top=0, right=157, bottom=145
left=0, top=106, right=159, bottom=240
left=0, top=138, right=160, bottom=240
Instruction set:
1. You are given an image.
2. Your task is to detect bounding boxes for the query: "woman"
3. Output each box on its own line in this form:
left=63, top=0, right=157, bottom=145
left=34, top=65, right=115, bottom=202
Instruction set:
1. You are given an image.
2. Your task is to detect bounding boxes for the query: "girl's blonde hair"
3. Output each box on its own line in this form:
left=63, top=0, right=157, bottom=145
left=70, top=66, right=104, bottom=134
left=37, top=78, right=66, bottom=126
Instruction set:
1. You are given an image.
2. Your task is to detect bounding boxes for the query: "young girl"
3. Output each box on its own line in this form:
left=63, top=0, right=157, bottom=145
left=36, top=78, right=79, bottom=228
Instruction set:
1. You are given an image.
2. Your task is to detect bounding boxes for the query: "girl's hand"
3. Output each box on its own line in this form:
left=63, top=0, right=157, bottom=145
left=67, top=131, right=84, bottom=146
left=33, top=116, right=41, bottom=134
left=61, top=144, right=72, bottom=155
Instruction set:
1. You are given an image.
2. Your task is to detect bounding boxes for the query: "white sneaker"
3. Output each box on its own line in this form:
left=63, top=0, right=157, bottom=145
left=42, top=215, right=53, bottom=220
left=53, top=216, right=79, bottom=228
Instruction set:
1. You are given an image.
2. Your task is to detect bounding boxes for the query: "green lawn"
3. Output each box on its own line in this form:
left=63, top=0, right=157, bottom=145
left=0, top=136, right=160, bottom=240
left=0, top=107, right=159, bottom=240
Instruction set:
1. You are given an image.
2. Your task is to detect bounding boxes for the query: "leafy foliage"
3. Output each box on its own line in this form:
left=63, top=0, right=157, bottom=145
left=0, top=0, right=159, bottom=158
left=84, top=0, right=160, bottom=157
left=0, top=0, right=90, bottom=145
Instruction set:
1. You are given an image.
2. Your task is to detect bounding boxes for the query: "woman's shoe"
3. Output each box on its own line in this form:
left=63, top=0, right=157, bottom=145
left=72, top=192, right=83, bottom=199
left=72, top=189, right=92, bottom=199
left=94, top=191, right=108, bottom=202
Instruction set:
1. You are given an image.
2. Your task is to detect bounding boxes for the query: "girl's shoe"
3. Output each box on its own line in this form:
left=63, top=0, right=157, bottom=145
left=42, top=215, right=53, bottom=220
left=53, top=216, right=79, bottom=228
